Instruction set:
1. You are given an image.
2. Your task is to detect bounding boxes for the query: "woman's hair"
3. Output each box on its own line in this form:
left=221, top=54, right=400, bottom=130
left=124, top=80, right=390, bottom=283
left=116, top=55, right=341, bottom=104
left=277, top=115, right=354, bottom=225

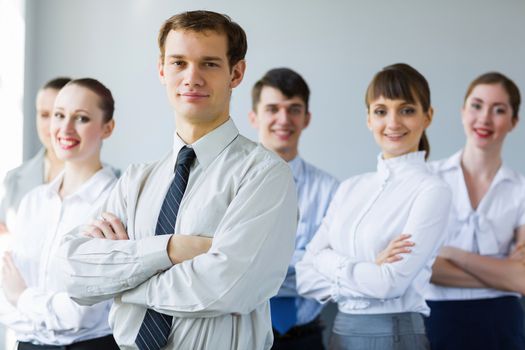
left=66, top=78, right=115, bottom=122
left=42, top=77, right=71, bottom=91
left=365, top=63, right=431, bottom=159
left=464, top=72, right=521, bottom=121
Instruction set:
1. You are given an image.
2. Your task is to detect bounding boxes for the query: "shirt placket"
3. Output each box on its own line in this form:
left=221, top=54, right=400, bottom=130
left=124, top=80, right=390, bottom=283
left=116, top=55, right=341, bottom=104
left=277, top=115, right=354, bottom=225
left=351, top=171, right=390, bottom=257
left=39, top=195, right=65, bottom=291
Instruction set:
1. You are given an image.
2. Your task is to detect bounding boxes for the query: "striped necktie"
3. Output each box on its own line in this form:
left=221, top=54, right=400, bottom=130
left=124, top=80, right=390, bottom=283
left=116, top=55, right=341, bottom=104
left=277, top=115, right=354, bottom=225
left=135, top=146, right=196, bottom=350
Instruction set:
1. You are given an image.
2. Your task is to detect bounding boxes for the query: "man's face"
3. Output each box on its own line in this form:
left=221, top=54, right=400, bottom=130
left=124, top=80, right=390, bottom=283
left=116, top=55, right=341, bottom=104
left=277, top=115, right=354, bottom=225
left=249, top=86, right=310, bottom=161
left=158, top=30, right=245, bottom=129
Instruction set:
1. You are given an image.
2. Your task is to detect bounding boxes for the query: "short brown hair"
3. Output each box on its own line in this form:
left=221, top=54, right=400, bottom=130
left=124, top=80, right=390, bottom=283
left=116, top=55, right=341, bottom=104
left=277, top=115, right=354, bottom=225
left=365, top=63, right=432, bottom=159
left=158, top=10, right=247, bottom=69
left=66, top=78, right=115, bottom=123
left=251, top=68, right=310, bottom=111
left=464, top=72, right=521, bottom=120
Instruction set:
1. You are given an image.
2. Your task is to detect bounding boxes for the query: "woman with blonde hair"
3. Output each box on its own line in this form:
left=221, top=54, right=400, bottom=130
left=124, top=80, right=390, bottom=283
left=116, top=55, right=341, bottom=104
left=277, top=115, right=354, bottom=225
left=425, top=72, right=525, bottom=350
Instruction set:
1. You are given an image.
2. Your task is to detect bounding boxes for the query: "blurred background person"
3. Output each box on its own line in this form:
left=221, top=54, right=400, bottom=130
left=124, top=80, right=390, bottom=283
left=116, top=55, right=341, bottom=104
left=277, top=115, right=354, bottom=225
left=0, top=77, right=71, bottom=235
left=425, top=72, right=525, bottom=350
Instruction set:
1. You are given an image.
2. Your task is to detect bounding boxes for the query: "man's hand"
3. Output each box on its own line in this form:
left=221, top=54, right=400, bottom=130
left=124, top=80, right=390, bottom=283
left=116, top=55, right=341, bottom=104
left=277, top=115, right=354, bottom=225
left=2, top=252, right=27, bottom=306
left=167, top=235, right=213, bottom=265
left=82, top=212, right=129, bottom=240
left=376, top=234, right=414, bottom=265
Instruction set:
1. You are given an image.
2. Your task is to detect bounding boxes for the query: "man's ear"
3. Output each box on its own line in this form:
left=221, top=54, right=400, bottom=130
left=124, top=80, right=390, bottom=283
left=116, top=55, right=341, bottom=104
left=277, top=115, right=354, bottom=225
left=248, top=110, right=259, bottom=129
left=303, top=112, right=311, bottom=130
left=230, top=60, right=246, bottom=89
left=158, top=57, right=166, bottom=85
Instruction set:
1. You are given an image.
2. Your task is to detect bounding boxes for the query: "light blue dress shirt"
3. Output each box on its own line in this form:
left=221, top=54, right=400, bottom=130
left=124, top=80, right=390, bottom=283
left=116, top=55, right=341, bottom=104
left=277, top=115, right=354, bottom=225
left=276, top=156, right=339, bottom=326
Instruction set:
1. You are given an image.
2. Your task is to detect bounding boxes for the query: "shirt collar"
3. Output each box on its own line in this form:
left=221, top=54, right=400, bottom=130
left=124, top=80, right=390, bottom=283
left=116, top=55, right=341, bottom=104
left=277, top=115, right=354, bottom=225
left=377, top=151, right=427, bottom=178
left=172, top=118, right=239, bottom=170
left=443, top=149, right=517, bottom=184
left=288, top=155, right=304, bottom=183
left=44, top=166, right=117, bottom=203
left=439, top=150, right=463, bottom=171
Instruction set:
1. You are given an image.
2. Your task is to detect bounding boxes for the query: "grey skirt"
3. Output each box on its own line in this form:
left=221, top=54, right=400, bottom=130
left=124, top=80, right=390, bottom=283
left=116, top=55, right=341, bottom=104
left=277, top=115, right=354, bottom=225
left=329, top=311, right=430, bottom=350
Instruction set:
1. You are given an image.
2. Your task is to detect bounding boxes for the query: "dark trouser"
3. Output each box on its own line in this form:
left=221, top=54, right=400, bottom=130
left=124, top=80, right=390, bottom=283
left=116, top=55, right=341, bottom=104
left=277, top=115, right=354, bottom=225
left=18, top=334, right=119, bottom=350
left=272, top=317, right=325, bottom=350
left=425, top=296, right=525, bottom=350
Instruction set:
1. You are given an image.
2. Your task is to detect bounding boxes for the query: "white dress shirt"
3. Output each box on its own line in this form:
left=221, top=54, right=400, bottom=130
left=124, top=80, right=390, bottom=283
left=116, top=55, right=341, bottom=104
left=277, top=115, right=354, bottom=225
left=57, top=119, right=297, bottom=350
left=296, top=151, right=451, bottom=316
left=277, top=156, right=339, bottom=325
left=425, top=150, right=525, bottom=301
left=0, top=166, right=117, bottom=345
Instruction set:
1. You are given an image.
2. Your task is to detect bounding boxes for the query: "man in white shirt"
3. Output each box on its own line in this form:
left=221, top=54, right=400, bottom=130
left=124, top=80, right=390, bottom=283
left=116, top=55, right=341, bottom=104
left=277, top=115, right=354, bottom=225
left=249, top=68, right=339, bottom=349
left=58, top=11, right=297, bottom=350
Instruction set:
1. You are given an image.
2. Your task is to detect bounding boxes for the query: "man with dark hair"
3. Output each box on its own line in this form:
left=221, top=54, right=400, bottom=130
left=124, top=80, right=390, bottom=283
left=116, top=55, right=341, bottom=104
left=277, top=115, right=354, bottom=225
left=58, top=11, right=297, bottom=350
left=249, top=68, right=339, bottom=349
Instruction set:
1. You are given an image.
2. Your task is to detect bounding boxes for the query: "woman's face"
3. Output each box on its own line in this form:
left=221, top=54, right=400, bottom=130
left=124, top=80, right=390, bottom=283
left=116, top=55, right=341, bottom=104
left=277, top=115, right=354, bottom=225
left=50, top=84, right=113, bottom=163
left=462, top=83, right=516, bottom=151
left=36, top=88, right=60, bottom=151
left=367, top=96, right=432, bottom=159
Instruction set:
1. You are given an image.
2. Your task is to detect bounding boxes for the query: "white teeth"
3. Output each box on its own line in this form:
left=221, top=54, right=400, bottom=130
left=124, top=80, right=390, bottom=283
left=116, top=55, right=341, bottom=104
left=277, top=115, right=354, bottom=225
left=475, top=129, right=491, bottom=136
left=59, top=138, right=78, bottom=146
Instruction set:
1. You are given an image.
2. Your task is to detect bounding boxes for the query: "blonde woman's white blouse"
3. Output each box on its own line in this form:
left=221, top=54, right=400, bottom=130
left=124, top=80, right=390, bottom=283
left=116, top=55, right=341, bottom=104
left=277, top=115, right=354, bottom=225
left=425, top=150, right=525, bottom=301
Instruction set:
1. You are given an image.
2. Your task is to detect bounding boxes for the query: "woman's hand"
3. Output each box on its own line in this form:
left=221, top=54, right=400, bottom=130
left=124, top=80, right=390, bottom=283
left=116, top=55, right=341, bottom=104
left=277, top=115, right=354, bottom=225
left=376, top=234, right=414, bottom=265
left=509, top=243, right=525, bottom=263
left=82, top=212, right=129, bottom=240
left=2, top=252, right=27, bottom=306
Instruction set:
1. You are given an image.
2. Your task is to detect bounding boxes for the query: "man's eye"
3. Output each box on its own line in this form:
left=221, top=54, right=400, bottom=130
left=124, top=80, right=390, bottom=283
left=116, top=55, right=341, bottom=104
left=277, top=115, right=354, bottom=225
left=289, top=107, right=303, bottom=115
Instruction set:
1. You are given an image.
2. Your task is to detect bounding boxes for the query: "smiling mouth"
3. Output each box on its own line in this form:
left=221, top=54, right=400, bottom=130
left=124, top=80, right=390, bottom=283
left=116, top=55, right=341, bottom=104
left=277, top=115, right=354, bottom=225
left=179, top=92, right=209, bottom=101
left=272, top=129, right=294, bottom=139
left=473, top=127, right=493, bottom=138
left=384, top=132, right=407, bottom=141
left=58, top=137, right=80, bottom=150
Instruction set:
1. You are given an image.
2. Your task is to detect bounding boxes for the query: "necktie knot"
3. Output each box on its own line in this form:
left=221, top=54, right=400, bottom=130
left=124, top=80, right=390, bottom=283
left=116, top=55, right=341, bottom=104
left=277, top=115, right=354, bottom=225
left=176, top=146, right=196, bottom=170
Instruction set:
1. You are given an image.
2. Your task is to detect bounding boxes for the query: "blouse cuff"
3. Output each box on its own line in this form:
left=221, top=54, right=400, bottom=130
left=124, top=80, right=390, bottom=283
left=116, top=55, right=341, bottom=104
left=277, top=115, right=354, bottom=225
left=313, top=248, right=351, bottom=302
left=137, top=234, right=173, bottom=278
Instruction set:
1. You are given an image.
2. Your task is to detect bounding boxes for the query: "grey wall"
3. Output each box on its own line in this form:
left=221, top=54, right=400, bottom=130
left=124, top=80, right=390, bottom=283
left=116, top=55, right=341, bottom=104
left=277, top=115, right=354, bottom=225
left=24, top=0, right=525, bottom=180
